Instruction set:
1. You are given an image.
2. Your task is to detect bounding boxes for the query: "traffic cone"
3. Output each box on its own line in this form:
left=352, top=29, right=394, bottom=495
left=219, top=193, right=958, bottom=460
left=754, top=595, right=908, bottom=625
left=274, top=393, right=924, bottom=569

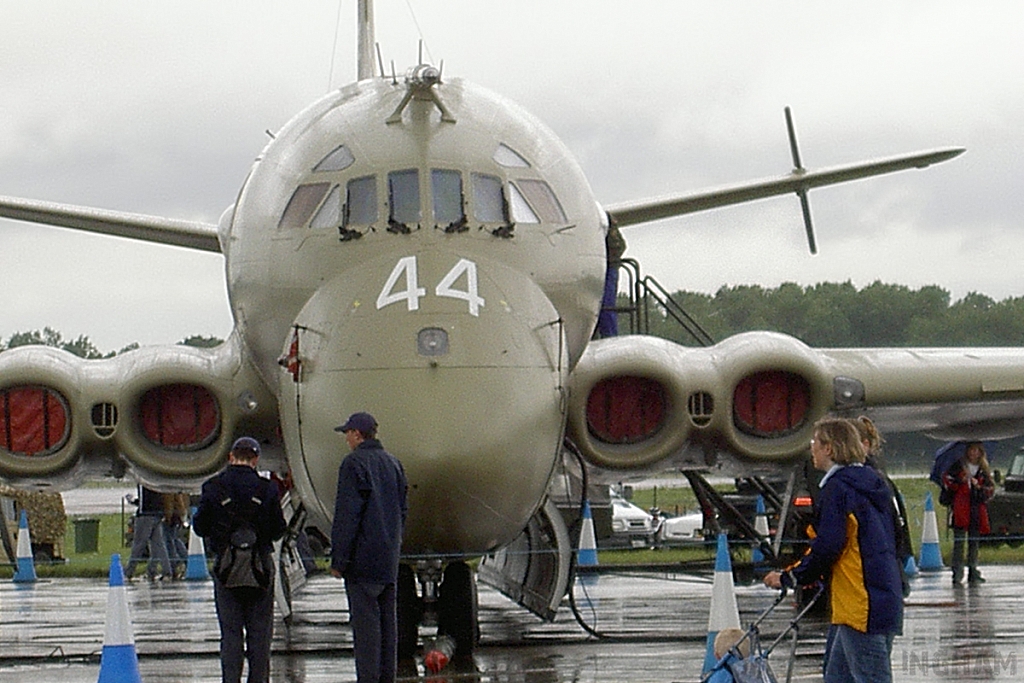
left=899, top=490, right=919, bottom=577
left=918, top=491, right=943, bottom=571
left=13, top=510, right=37, bottom=583
left=751, top=495, right=770, bottom=565
left=184, top=524, right=210, bottom=581
left=704, top=533, right=741, bottom=673
left=97, top=554, right=142, bottom=683
left=577, top=500, right=598, bottom=568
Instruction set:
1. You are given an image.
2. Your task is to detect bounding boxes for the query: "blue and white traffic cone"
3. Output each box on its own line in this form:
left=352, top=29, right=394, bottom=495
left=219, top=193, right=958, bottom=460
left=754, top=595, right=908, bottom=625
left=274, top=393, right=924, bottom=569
left=13, top=510, right=37, bottom=583
left=184, top=524, right=210, bottom=581
left=577, top=500, right=599, bottom=568
left=97, top=554, right=142, bottom=683
left=704, top=533, right=741, bottom=674
left=751, top=495, right=770, bottom=565
left=918, top=491, right=943, bottom=571
left=900, top=490, right=919, bottom=577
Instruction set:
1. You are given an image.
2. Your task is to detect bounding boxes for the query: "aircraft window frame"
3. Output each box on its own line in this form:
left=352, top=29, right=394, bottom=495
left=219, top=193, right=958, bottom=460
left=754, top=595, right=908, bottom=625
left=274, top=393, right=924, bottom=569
left=431, top=168, right=466, bottom=230
left=343, top=175, right=378, bottom=227
left=313, top=144, right=356, bottom=172
left=493, top=143, right=531, bottom=168
left=310, top=184, right=342, bottom=229
left=471, top=173, right=507, bottom=224
left=279, top=182, right=332, bottom=230
left=388, top=169, right=421, bottom=232
left=515, top=179, right=566, bottom=223
left=508, top=182, right=540, bottom=224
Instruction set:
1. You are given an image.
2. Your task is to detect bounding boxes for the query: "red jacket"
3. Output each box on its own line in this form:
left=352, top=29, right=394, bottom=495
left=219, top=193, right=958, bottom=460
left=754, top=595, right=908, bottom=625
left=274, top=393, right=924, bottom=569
left=943, top=460, right=993, bottom=533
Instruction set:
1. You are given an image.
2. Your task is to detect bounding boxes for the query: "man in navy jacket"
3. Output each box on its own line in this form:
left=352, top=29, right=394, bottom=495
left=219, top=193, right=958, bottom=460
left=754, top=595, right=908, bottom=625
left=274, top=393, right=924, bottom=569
left=194, top=436, right=286, bottom=683
left=331, top=412, right=408, bottom=683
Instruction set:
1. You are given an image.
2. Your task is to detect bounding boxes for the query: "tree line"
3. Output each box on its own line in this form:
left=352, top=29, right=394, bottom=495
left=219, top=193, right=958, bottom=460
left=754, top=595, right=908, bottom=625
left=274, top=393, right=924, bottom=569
left=640, top=281, right=1024, bottom=348
left=6, top=280, right=1023, bottom=356
left=0, top=327, right=222, bottom=358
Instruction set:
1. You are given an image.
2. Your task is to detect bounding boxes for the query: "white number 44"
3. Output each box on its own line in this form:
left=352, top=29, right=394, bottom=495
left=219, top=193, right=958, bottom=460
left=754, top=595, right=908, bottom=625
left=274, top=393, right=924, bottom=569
left=376, top=256, right=485, bottom=316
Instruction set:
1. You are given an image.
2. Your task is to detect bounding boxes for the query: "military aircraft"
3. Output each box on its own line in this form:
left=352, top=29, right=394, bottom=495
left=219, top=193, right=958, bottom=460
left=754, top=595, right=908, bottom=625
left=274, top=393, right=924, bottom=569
left=3, top=0, right=1024, bottom=655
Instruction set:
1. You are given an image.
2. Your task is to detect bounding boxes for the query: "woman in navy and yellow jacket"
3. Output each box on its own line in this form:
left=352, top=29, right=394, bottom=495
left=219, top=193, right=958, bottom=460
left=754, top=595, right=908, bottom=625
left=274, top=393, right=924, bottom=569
left=764, top=418, right=903, bottom=683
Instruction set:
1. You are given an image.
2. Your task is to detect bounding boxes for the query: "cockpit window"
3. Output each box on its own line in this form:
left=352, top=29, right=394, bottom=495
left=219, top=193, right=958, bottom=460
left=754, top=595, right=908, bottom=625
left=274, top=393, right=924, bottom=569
left=310, top=185, right=341, bottom=229
left=279, top=183, right=331, bottom=230
left=515, top=179, right=566, bottom=222
left=388, top=169, right=420, bottom=229
left=431, top=169, right=465, bottom=226
left=344, top=176, right=377, bottom=226
left=472, top=173, right=506, bottom=223
left=493, top=143, right=531, bottom=168
left=508, top=182, right=539, bottom=223
left=313, top=145, right=356, bottom=172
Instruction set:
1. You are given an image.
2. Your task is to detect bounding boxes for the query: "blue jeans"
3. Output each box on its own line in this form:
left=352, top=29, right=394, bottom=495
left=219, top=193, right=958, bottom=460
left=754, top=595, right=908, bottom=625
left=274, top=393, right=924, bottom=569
left=825, top=624, right=893, bottom=683
left=345, top=579, right=397, bottom=683
left=126, top=514, right=172, bottom=579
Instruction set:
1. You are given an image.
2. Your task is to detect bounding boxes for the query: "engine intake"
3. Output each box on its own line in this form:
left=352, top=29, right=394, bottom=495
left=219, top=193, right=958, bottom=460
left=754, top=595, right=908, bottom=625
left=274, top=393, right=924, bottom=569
left=568, top=332, right=833, bottom=470
left=0, top=334, right=272, bottom=488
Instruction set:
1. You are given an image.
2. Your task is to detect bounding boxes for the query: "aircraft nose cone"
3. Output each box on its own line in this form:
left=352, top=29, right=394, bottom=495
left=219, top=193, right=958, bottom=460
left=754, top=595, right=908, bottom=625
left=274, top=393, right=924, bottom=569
left=279, top=250, right=568, bottom=555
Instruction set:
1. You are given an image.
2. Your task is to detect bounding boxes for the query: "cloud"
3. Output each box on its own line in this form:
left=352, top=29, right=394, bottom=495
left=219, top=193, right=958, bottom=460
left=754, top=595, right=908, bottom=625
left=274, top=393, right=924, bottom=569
left=2, top=1, right=1023, bottom=349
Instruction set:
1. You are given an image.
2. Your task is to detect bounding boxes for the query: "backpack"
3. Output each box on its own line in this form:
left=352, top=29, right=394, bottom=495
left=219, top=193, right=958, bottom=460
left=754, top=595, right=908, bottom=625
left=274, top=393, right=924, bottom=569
left=938, top=485, right=955, bottom=507
left=213, top=494, right=273, bottom=591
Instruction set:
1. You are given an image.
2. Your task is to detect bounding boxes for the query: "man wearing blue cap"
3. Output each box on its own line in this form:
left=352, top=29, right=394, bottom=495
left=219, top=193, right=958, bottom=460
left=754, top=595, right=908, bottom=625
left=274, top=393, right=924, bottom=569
left=331, top=412, right=408, bottom=683
left=194, top=436, right=286, bottom=683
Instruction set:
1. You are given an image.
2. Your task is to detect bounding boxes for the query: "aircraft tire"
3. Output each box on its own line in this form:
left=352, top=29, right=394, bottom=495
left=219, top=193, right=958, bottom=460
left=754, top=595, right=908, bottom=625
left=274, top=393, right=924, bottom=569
left=397, top=564, right=421, bottom=659
left=437, top=560, right=479, bottom=656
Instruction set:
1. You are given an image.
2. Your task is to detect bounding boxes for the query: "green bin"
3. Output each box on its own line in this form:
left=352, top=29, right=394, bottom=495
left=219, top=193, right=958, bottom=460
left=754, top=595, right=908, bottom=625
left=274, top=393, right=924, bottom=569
left=74, top=517, right=100, bottom=553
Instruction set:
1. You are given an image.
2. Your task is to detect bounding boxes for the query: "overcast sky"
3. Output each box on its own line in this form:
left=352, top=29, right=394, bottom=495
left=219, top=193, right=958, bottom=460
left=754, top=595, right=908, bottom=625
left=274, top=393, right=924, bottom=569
left=2, top=1, right=1022, bottom=351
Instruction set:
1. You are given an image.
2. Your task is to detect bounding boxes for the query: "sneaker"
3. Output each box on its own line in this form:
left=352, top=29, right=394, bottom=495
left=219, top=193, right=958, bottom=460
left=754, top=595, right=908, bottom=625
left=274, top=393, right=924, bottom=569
left=968, top=571, right=985, bottom=584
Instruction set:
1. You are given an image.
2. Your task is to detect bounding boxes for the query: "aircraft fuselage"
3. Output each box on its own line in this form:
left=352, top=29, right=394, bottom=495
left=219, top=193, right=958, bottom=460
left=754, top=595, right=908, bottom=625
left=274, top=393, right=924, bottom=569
left=223, top=75, right=606, bottom=554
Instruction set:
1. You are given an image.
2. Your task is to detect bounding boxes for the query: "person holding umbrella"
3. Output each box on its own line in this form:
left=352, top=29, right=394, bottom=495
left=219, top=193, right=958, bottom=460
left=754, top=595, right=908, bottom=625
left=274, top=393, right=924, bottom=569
left=941, top=442, right=994, bottom=585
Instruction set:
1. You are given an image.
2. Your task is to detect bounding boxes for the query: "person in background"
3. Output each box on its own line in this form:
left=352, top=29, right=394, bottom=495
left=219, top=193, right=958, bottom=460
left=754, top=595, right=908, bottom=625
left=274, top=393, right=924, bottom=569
left=125, top=485, right=173, bottom=581
left=596, top=216, right=626, bottom=338
left=162, top=492, right=190, bottom=580
left=852, top=416, right=913, bottom=594
left=764, top=418, right=902, bottom=683
left=943, top=441, right=994, bottom=585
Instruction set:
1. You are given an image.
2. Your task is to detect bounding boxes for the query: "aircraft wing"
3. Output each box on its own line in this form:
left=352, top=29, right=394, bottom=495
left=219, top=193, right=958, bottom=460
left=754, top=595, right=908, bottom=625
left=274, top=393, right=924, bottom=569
left=604, top=148, right=964, bottom=228
left=0, top=332, right=276, bottom=491
left=566, top=332, right=1024, bottom=474
left=0, top=194, right=221, bottom=252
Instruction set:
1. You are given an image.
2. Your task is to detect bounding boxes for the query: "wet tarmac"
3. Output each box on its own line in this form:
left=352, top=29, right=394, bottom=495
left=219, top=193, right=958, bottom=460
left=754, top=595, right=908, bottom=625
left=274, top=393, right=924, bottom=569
left=3, top=562, right=1024, bottom=682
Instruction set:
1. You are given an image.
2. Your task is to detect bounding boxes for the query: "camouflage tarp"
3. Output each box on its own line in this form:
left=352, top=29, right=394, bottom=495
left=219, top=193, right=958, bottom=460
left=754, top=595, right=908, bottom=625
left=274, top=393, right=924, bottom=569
left=0, top=484, right=67, bottom=558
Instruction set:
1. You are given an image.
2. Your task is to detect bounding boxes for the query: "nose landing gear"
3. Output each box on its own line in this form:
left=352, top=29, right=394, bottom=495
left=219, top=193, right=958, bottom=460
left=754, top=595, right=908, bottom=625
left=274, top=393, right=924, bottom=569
left=398, top=559, right=480, bottom=659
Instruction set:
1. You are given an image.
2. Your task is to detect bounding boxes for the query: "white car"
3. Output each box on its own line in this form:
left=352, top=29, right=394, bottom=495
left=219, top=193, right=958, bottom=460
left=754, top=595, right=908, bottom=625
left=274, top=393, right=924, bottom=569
left=607, top=497, right=658, bottom=548
left=657, top=511, right=706, bottom=546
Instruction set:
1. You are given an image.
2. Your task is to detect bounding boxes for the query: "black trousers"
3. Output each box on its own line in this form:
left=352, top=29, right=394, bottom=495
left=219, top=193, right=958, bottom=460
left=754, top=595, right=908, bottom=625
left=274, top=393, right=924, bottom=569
left=213, top=577, right=274, bottom=683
